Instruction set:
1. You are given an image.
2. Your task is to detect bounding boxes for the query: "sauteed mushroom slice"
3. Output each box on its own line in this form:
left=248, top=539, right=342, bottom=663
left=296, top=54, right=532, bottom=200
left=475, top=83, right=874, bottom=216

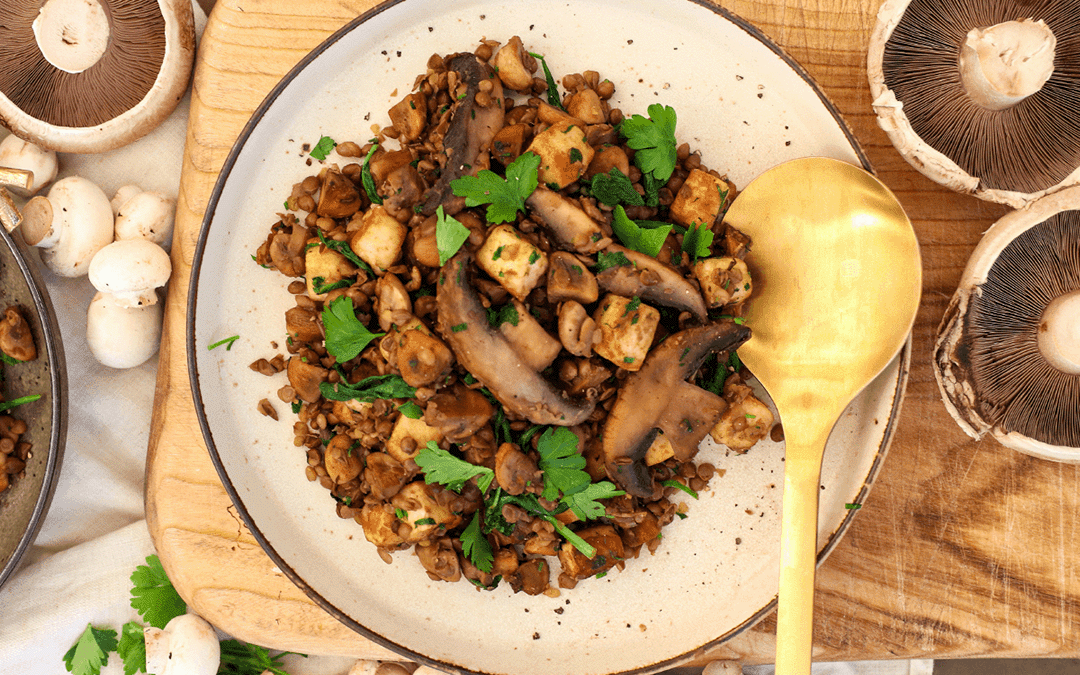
left=525, top=187, right=611, bottom=253
left=421, top=53, right=505, bottom=215
left=596, top=244, right=708, bottom=322
left=603, top=320, right=751, bottom=497
left=437, top=251, right=594, bottom=426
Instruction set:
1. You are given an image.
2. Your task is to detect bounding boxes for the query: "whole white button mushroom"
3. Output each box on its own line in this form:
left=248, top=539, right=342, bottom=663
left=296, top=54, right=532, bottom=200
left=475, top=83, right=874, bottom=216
left=86, top=291, right=163, bottom=369
left=143, top=613, right=221, bottom=675
left=20, top=175, right=114, bottom=277
left=0, top=134, right=57, bottom=197
left=114, top=188, right=176, bottom=249
left=88, top=238, right=172, bottom=308
left=110, top=184, right=144, bottom=217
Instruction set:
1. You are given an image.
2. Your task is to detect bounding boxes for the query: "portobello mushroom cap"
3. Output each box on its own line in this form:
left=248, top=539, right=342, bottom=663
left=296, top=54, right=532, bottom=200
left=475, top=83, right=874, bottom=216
left=596, top=244, right=709, bottom=322
left=421, top=53, right=505, bottom=215
left=603, top=320, right=751, bottom=497
left=934, top=185, right=1080, bottom=460
left=436, top=251, right=595, bottom=426
left=868, top=0, right=1080, bottom=207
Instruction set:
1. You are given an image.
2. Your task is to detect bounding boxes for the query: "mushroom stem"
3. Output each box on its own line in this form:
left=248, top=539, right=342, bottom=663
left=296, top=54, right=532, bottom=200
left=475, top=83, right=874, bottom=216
left=33, top=0, right=111, bottom=73
left=958, top=19, right=1056, bottom=111
left=1038, top=290, right=1080, bottom=375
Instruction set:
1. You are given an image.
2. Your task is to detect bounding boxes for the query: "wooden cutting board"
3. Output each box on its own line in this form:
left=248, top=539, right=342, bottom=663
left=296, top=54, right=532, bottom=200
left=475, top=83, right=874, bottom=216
left=146, top=0, right=1080, bottom=665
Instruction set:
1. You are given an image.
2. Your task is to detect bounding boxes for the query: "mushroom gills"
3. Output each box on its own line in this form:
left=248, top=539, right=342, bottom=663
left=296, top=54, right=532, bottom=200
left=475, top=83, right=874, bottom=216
left=935, top=200, right=1080, bottom=453
left=603, top=320, right=751, bottom=497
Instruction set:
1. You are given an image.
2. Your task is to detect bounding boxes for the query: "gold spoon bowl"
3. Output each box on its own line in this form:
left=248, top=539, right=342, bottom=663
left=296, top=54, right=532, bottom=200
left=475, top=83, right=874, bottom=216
left=724, top=157, right=922, bottom=674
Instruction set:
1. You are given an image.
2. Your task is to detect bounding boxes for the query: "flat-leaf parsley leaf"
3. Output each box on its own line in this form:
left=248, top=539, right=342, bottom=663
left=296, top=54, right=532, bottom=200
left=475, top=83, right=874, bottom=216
left=436, top=205, right=471, bottom=265
left=451, top=152, right=541, bottom=223
left=322, top=295, right=385, bottom=362
left=116, top=622, right=146, bottom=675
left=416, top=441, right=495, bottom=493
left=620, top=104, right=678, bottom=183
left=611, top=205, right=672, bottom=258
left=309, top=135, right=336, bottom=160
left=129, top=555, right=186, bottom=629
left=63, top=625, right=118, bottom=675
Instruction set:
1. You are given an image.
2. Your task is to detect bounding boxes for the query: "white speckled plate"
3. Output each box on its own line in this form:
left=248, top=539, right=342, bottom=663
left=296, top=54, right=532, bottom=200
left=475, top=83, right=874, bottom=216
left=188, top=1, right=909, bottom=673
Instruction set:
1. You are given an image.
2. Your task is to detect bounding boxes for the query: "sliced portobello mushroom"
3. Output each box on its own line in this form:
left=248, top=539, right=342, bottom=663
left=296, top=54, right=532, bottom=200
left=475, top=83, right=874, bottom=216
left=596, top=243, right=708, bottom=322
left=421, top=53, right=505, bottom=215
left=436, top=251, right=594, bottom=426
left=603, top=320, right=751, bottom=497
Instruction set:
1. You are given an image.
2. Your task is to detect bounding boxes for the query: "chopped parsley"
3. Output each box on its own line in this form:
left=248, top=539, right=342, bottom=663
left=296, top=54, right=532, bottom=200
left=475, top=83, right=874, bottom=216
left=309, top=135, right=336, bottom=160
left=485, top=303, right=520, bottom=329
left=0, top=394, right=41, bottom=413
left=661, top=479, right=699, bottom=499
left=320, top=373, right=416, bottom=403
left=588, top=167, right=645, bottom=207
left=527, top=51, right=566, bottom=110
left=361, top=142, right=383, bottom=205
left=208, top=335, right=240, bottom=351
left=594, top=250, right=633, bottom=273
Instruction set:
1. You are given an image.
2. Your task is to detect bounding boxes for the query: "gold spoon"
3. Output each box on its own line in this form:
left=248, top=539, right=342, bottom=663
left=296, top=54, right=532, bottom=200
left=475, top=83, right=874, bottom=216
left=723, top=157, right=921, bottom=674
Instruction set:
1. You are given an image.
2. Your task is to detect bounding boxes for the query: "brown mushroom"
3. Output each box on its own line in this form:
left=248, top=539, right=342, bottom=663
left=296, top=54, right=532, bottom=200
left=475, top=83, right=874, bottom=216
left=546, top=251, right=599, bottom=305
left=420, top=53, right=505, bottom=215
left=436, top=252, right=595, bottom=426
left=381, top=163, right=425, bottom=222
left=602, top=321, right=751, bottom=497
left=394, top=328, right=454, bottom=388
left=287, top=355, right=328, bottom=403
left=317, top=167, right=362, bottom=218
left=0, top=0, right=196, bottom=153
left=557, top=524, right=625, bottom=580
left=493, top=442, right=541, bottom=496
left=284, top=306, right=322, bottom=344
left=596, top=244, right=708, bottom=322
left=324, top=434, right=362, bottom=484
left=0, top=306, right=36, bottom=362
left=558, top=301, right=599, bottom=357
left=364, top=451, right=409, bottom=500
left=525, top=187, right=611, bottom=254
left=423, top=385, right=494, bottom=442
left=357, top=503, right=406, bottom=549
left=415, top=537, right=462, bottom=583
left=510, top=558, right=550, bottom=596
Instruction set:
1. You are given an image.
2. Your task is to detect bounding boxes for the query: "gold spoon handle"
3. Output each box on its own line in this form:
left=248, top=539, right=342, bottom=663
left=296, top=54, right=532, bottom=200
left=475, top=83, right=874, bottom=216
left=774, top=428, right=829, bottom=675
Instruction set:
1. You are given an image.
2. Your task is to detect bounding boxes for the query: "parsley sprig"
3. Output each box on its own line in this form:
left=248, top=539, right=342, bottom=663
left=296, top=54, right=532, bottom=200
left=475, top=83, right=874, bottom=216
left=308, top=135, right=336, bottom=161
left=450, top=152, right=541, bottom=223
left=620, top=104, right=678, bottom=206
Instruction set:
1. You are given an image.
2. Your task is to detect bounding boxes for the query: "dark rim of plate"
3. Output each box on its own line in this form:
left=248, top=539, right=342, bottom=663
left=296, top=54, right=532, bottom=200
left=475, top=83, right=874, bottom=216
left=186, top=2, right=895, bottom=674
left=0, top=215, right=68, bottom=590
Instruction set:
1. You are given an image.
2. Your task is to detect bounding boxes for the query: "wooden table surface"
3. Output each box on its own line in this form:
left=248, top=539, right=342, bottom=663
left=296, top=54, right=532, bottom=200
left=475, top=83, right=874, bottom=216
left=146, top=0, right=1080, bottom=667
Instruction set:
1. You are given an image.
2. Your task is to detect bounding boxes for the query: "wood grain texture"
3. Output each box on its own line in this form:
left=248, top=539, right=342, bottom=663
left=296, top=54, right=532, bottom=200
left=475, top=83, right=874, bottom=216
left=146, top=0, right=1080, bottom=665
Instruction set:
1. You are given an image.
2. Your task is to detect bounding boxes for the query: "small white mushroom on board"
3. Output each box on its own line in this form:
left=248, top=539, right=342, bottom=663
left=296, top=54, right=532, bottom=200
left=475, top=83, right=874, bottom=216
left=143, top=613, right=220, bottom=675
left=20, top=175, right=114, bottom=277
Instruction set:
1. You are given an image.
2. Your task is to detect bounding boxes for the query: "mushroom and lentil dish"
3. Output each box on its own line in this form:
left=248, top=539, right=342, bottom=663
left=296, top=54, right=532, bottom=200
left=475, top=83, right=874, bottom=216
left=252, top=37, right=775, bottom=593
left=0, top=305, right=38, bottom=495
